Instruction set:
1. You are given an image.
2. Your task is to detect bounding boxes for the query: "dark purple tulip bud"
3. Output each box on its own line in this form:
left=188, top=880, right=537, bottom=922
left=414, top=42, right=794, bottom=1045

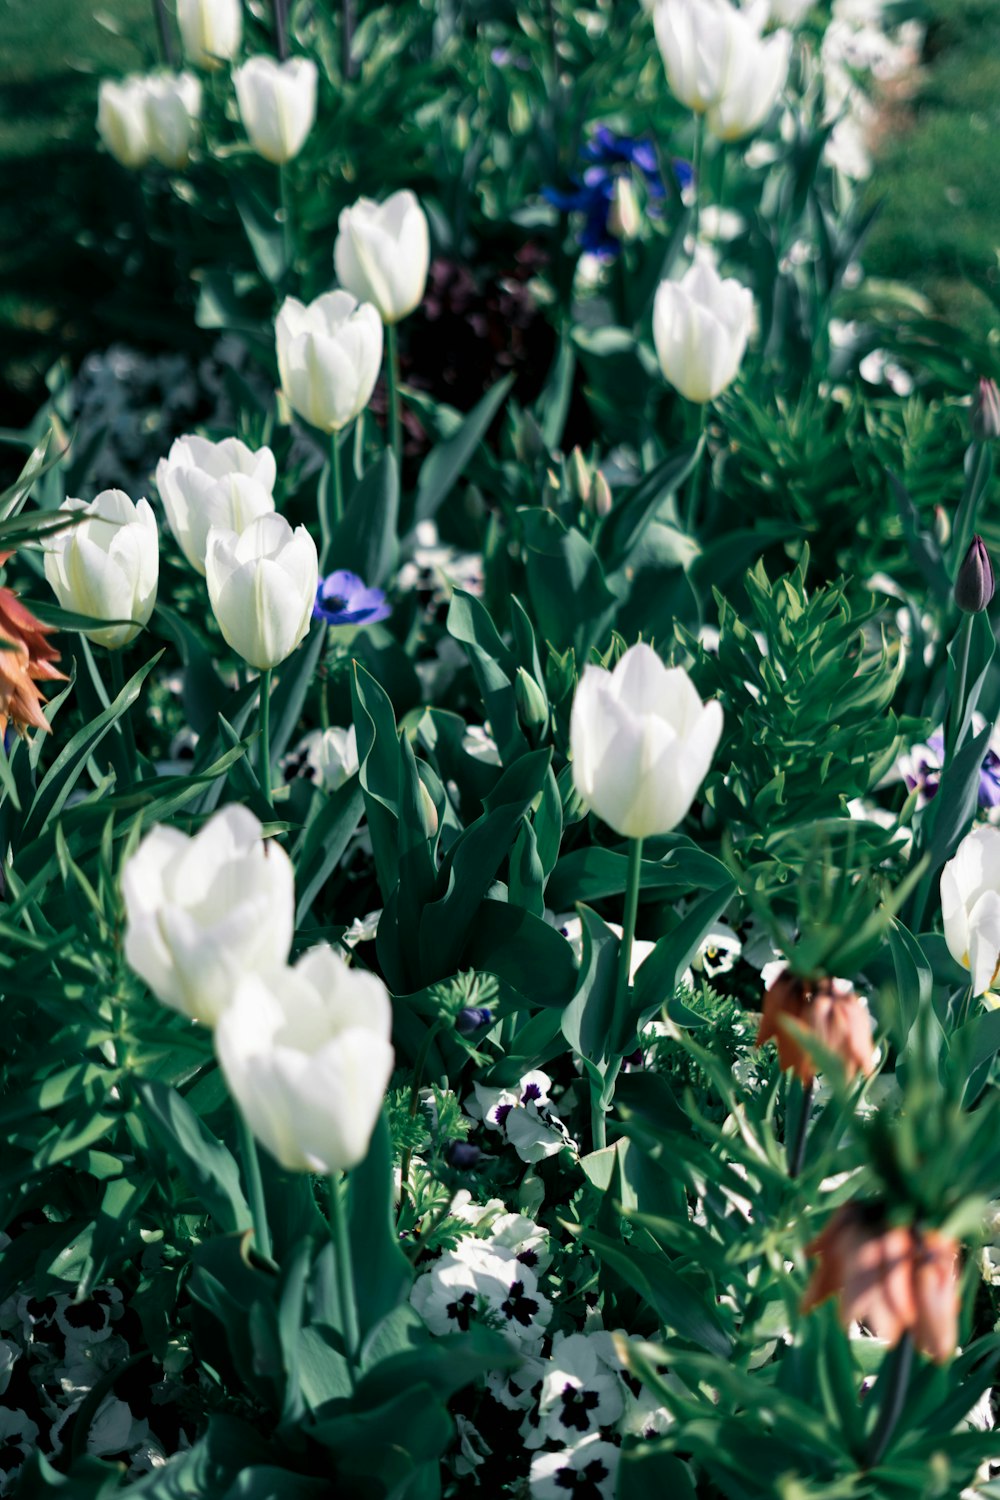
left=445, top=1141, right=481, bottom=1170
left=455, top=1006, right=492, bottom=1035
left=971, top=378, right=1000, bottom=442
left=955, top=535, right=995, bottom=614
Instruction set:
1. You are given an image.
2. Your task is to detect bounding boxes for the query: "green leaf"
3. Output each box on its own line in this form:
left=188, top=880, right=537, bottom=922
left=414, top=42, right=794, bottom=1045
left=135, top=1077, right=251, bottom=1235
left=20, top=651, right=162, bottom=844
left=294, top=778, right=365, bottom=921
left=519, top=508, right=619, bottom=657
left=561, top=906, right=618, bottom=1066
left=413, top=374, right=514, bottom=526
left=584, top=1227, right=733, bottom=1356
left=595, top=442, right=701, bottom=571
left=628, top=878, right=737, bottom=1037
left=330, top=451, right=400, bottom=588
left=348, top=1111, right=412, bottom=1340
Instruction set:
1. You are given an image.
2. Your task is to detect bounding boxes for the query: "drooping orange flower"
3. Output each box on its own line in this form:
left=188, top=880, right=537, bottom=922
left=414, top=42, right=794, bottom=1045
left=802, top=1202, right=960, bottom=1363
left=0, top=558, right=65, bottom=737
left=756, top=968, right=876, bottom=1086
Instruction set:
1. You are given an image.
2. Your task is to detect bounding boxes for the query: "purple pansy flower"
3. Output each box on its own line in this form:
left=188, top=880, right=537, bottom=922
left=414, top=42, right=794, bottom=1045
left=902, top=727, right=1000, bottom=810
left=313, top=570, right=391, bottom=627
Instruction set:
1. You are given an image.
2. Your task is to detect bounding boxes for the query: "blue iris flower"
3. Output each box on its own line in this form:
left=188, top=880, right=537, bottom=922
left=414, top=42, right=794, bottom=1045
left=543, top=125, right=692, bottom=259
left=313, top=569, right=391, bottom=627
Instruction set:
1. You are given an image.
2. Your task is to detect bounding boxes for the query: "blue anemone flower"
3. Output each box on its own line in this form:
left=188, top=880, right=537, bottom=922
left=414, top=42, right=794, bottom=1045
left=313, top=569, right=391, bottom=627
left=543, top=125, right=691, bottom=260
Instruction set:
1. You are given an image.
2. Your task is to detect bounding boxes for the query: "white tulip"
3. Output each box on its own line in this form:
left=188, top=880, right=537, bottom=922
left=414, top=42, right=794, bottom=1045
left=654, top=0, right=791, bottom=140
left=43, top=489, right=159, bottom=649
left=144, top=73, right=202, bottom=169
left=214, top=944, right=395, bottom=1173
left=570, top=642, right=723, bottom=839
left=97, top=77, right=152, bottom=168
left=275, top=291, right=383, bottom=434
left=234, top=55, right=318, bottom=164
left=652, top=254, right=753, bottom=403
left=122, top=805, right=295, bottom=1027
left=156, top=435, right=276, bottom=575
left=706, top=24, right=790, bottom=140
left=334, top=189, right=430, bottom=324
left=654, top=0, right=735, bottom=113
left=177, top=0, right=242, bottom=68
left=941, top=827, right=1000, bottom=996
left=205, top=513, right=318, bottom=671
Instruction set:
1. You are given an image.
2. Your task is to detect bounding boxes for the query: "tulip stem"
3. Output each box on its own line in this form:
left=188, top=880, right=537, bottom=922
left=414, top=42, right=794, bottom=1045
left=258, top=668, right=273, bottom=808
left=386, top=322, right=403, bottom=478
left=274, top=0, right=288, bottom=60
left=865, top=1333, right=913, bottom=1469
left=684, top=404, right=708, bottom=533
left=278, top=164, right=294, bottom=284
left=151, top=0, right=176, bottom=66
left=236, top=1112, right=273, bottom=1262
left=691, top=111, right=704, bottom=245
left=788, top=1078, right=813, bottom=1179
left=328, top=1172, right=360, bottom=1376
left=592, top=835, right=645, bottom=1151
left=946, top=612, right=973, bottom=758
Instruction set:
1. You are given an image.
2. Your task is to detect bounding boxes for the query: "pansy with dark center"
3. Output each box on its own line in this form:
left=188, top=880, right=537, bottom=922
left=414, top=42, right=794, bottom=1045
left=501, top=1280, right=540, bottom=1327
left=553, top=1458, right=610, bottom=1498
left=446, top=1290, right=477, bottom=1331
left=558, top=1382, right=602, bottom=1433
left=313, top=569, right=391, bottom=627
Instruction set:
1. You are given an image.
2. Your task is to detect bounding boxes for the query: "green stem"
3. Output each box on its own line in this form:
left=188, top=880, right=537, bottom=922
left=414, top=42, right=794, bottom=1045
left=386, top=322, right=403, bottom=477
left=108, top=650, right=138, bottom=783
left=151, top=0, right=176, bottom=65
left=274, top=0, right=288, bottom=58
left=946, top=612, right=973, bottom=757
left=592, top=837, right=644, bottom=1150
left=865, top=1333, right=913, bottom=1468
left=259, top=667, right=273, bottom=809
left=691, top=111, right=705, bottom=245
left=279, top=163, right=294, bottom=286
left=788, top=1078, right=814, bottom=1179
left=397, top=1020, right=441, bottom=1215
left=236, top=1111, right=273, bottom=1261
left=683, top=403, right=709, bottom=534
left=329, top=1172, right=359, bottom=1377
left=321, top=429, right=344, bottom=569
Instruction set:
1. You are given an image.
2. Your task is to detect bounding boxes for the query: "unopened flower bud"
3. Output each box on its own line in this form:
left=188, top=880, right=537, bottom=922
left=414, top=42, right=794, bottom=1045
left=932, top=505, right=950, bottom=549
left=513, top=412, right=546, bottom=466
left=456, top=1006, right=493, bottom=1035
left=955, top=534, right=995, bottom=614
left=567, top=447, right=592, bottom=507
left=445, top=1141, right=482, bottom=1170
left=590, top=471, right=613, bottom=519
left=418, top=779, right=439, bottom=838
left=971, top=377, right=1000, bottom=442
left=515, top=667, right=549, bottom=733
left=609, top=175, right=641, bottom=242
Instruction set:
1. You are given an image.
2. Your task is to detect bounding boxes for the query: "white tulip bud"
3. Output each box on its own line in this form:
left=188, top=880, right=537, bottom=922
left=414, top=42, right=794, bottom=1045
left=97, top=77, right=152, bottom=168
left=122, top=805, right=295, bottom=1027
left=43, top=489, right=159, bottom=649
left=569, top=642, right=723, bottom=838
left=155, top=435, right=276, bottom=575
left=177, top=0, right=242, bottom=69
left=234, top=55, right=318, bottom=164
left=275, top=291, right=383, bottom=434
left=608, top=175, right=641, bottom=242
left=941, top=827, right=1000, bottom=996
left=205, top=513, right=318, bottom=671
left=334, top=189, right=430, bottom=325
left=215, top=944, right=395, bottom=1173
left=654, top=0, right=790, bottom=140
left=652, top=254, right=753, bottom=403
left=144, top=73, right=202, bottom=169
